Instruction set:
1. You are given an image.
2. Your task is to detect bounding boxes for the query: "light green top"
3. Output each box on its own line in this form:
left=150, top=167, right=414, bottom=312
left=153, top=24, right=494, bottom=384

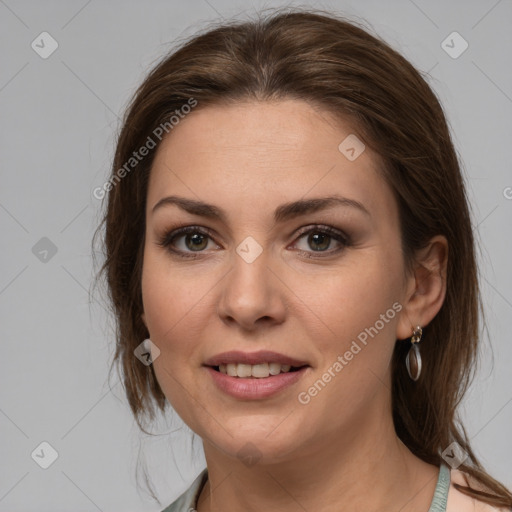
left=161, top=462, right=451, bottom=512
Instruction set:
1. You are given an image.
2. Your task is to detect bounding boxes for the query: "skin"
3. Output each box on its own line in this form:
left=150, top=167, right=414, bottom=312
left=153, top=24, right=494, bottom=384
left=140, top=99, right=448, bottom=512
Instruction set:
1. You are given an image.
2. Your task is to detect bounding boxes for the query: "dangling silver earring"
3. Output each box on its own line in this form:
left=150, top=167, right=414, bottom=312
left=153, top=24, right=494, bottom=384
left=405, top=325, right=423, bottom=381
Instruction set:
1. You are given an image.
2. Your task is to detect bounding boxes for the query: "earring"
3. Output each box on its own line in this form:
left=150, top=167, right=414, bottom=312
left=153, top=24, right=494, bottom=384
left=405, top=325, right=423, bottom=381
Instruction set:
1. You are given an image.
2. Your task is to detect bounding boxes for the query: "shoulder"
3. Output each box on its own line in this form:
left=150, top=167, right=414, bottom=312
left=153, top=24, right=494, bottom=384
left=160, top=469, right=208, bottom=512
left=447, top=468, right=511, bottom=512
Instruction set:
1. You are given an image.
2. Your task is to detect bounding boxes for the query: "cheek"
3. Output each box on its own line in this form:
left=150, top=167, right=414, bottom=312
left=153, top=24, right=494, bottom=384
left=141, top=251, right=208, bottom=345
left=294, top=267, right=402, bottom=425
left=298, top=255, right=402, bottom=353
left=294, top=255, right=403, bottom=417
left=140, top=252, right=221, bottom=402
left=141, top=257, right=206, bottom=421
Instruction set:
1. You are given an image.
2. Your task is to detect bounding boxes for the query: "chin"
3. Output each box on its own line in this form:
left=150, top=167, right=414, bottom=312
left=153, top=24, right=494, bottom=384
left=200, top=415, right=310, bottom=465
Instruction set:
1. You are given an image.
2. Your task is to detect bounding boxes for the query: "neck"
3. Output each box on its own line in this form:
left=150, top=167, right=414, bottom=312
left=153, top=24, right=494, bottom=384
left=196, top=392, right=439, bottom=512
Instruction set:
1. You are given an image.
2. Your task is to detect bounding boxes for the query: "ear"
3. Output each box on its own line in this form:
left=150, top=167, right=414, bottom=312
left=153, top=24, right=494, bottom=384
left=396, top=235, right=448, bottom=340
left=141, top=312, right=147, bottom=328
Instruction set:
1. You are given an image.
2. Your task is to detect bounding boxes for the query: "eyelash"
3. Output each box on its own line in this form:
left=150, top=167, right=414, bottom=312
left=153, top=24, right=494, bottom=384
left=155, top=224, right=351, bottom=260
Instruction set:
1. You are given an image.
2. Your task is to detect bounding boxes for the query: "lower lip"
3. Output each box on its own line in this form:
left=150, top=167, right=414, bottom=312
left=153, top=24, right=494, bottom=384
left=205, top=366, right=309, bottom=399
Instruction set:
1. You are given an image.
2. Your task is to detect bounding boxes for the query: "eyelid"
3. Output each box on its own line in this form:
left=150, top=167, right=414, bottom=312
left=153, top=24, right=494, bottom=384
left=156, top=223, right=351, bottom=258
left=290, top=224, right=350, bottom=258
left=155, top=225, right=219, bottom=253
left=292, top=224, right=348, bottom=243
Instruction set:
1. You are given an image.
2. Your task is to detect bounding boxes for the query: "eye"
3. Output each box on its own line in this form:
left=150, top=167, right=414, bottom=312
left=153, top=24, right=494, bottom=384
left=156, top=226, right=218, bottom=258
left=156, top=224, right=351, bottom=259
left=291, top=225, right=350, bottom=258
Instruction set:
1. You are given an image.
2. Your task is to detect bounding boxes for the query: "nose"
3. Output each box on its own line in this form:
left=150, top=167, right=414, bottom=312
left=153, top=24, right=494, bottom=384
left=216, top=251, right=287, bottom=332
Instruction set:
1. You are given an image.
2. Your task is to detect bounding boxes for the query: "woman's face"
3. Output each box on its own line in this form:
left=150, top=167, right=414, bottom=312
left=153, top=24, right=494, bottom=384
left=141, top=99, right=414, bottom=463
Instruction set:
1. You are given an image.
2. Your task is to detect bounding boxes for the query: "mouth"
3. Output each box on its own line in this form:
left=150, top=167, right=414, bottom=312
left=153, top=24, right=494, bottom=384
left=210, top=363, right=307, bottom=378
left=203, top=350, right=310, bottom=377
left=203, top=350, right=311, bottom=399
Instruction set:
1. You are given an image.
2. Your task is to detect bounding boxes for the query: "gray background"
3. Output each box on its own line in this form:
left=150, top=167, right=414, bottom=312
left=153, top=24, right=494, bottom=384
left=1, top=0, right=511, bottom=510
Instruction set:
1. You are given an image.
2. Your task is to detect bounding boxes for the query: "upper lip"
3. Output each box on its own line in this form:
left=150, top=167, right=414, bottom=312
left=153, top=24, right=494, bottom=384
left=204, top=350, right=309, bottom=367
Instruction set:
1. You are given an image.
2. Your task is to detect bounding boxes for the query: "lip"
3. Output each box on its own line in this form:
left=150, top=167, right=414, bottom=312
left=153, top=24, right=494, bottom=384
left=205, top=365, right=310, bottom=400
left=203, top=350, right=309, bottom=367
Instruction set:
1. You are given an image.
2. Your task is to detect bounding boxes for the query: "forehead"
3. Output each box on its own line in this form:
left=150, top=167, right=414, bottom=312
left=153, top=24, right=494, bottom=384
left=146, top=99, right=395, bottom=224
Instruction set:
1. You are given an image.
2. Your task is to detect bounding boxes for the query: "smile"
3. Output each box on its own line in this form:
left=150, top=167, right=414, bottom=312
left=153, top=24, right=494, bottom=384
left=203, top=351, right=311, bottom=399
left=214, top=362, right=303, bottom=378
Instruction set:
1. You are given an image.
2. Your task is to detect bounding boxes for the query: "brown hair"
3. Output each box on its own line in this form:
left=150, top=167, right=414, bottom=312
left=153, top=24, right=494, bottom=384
left=92, top=7, right=512, bottom=507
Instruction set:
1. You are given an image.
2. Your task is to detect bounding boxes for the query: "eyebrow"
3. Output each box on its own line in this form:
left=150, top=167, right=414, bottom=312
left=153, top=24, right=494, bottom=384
left=151, top=194, right=371, bottom=223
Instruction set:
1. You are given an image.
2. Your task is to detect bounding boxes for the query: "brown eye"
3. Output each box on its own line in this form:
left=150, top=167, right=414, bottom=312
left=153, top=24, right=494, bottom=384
left=292, top=225, right=350, bottom=258
left=156, top=224, right=350, bottom=260
left=305, top=232, right=332, bottom=251
left=156, top=226, right=218, bottom=258
left=182, top=232, right=209, bottom=251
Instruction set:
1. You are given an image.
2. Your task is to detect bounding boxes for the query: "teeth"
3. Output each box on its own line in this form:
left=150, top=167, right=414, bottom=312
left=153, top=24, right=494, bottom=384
left=217, top=363, right=297, bottom=378
left=269, top=363, right=281, bottom=375
left=237, top=364, right=252, bottom=378
left=251, top=363, right=269, bottom=378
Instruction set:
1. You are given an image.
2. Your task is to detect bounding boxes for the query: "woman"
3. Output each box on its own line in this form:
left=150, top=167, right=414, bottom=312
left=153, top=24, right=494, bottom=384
left=93, top=8, right=512, bottom=512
